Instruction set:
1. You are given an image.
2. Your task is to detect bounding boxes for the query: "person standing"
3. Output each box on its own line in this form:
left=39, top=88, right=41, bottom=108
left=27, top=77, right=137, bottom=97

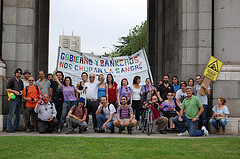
left=53, top=70, right=83, bottom=133
left=194, top=75, right=211, bottom=129
left=175, top=82, right=187, bottom=112
left=97, top=74, right=108, bottom=103
left=35, top=93, right=58, bottom=133
left=47, top=73, right=53, bottom=83
left=85, top=73, right=104, bottom=132
left=22, top=76, right=41, bottom=132
left=35, top=70, right=51, bottom=95
left=106, top=74, right=118, bottom=108
left=172, top=76, right=181, bottom=100
left=6, top=68, right=24, bottom=132
left=173, top=86, right=209, bottom=137
left=158, top=75, right=175, bottom=101
left=142, top=78, right=162, bottom=102
left=76, top=72, right=88, bottom=100
left=131, top=76, right=142, bottom=130
left=117, top=78, right=132, bottom=106
left=49, top=71, right=64, bottom=121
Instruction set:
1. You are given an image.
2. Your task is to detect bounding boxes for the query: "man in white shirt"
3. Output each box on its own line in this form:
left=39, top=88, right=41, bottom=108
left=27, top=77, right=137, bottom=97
left=34, top=94, right=58, bottom=133
left=96, top=96, right=116, bottom=133
left=175, top=82, right=187, bottom=112
left=85, top=73, right=104, bottom=132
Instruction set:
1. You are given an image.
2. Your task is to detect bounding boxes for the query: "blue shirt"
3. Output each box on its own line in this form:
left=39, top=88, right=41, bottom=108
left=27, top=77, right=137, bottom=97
left=212, top=105, right=230, bottom=119
left=173, top=84, right=180, bottom=102
left=98, top=83, right=106, bottom=99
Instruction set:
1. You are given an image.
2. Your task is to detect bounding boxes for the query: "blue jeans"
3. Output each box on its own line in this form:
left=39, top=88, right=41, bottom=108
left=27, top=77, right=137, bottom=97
left=58, top=100, right=77, bottom=129
left=173, top=114, right=204, bottom=137
left=210, top=118, right=228, bottom=131
left=96, top=114, right=114, bottom=131
left=6, top=97, right=22, bottom=131
left=199, top=105, right=208, bottom=129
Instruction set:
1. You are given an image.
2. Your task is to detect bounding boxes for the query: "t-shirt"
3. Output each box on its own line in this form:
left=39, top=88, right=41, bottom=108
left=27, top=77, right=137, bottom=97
left=118, top=86, right=133, bottom=101
left=131, top=85, right=141, bottom=100
left=175, top=89, right=187, bottom=106
left=194, top=83, right=211, bottom=105
left=108, top=82, right=118, bottom=103
left=22, top=85, right=42, bottom=108
left=70, top=106, right=87, bottom=120
left=98, top=104, right=116, bottom=120
left=212, top=105, right=230, bottom=119
left=182, top=95, right=202, bottom=119
left=98, top=83, right=107, bottom=99
left=173, top=84, right=180, bottom=93
left=142, top=85, right=154, bottom=94
left=61, top=85, right=77, bottom=101
left=150, top=103, right=160, bottom=119
left=157, top=83, right=174, bottom=101
left=35, top=79, right=51, bottom=95
left=23, top=80, right=29, bottom=88
left=117, top=105, right=133, bottom=119
left=85, top=81, right=99, bottom=99
left=50, top=81, right=64, bottom=102
left=161, top=100, right=176, bottom=112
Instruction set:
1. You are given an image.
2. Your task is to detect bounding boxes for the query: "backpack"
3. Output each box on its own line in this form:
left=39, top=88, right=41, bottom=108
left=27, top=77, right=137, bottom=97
left=101, top=103, right=116, bottom=115
left=141, top=85, right=152, bottom=102
left=25, top=85, right=40, bottom=97
left=119, top=105, right=130, bottom=118
left=72, top=105, right=85, bottom=119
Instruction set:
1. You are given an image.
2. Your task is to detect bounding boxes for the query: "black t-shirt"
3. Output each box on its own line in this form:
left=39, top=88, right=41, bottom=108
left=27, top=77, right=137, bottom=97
left=6, top=78, right=23, bottom=97
left=50, top=81, right=64, bottom=102
left=157, top=83, right=174, bottom=101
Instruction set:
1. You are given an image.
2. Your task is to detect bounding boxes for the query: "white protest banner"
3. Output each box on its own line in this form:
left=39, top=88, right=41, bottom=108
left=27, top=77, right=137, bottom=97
left=56, top=47, right=153, bottom=86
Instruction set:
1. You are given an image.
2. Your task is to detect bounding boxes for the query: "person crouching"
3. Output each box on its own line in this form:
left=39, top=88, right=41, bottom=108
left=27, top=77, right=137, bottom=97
left=66, top=97, right=88, bottom=134
left=34, top=93, right=58, bottom=133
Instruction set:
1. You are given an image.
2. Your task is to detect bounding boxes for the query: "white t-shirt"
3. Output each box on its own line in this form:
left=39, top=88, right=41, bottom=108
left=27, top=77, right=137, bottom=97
left=85, top=81, right=99, bottom=99
left=131, top=85, right=141, bottom=100
left=175, top=89, right=187, bottom=106
left=98, top=104, right=116, bottom=120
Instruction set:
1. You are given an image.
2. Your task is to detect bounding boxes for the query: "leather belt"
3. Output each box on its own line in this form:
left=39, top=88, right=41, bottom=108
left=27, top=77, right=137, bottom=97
left=87, top=99, right=97, bottom=101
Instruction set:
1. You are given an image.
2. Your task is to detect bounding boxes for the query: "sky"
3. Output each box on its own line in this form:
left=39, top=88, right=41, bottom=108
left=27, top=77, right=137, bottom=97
left=49, top=0, right=147, bottom=73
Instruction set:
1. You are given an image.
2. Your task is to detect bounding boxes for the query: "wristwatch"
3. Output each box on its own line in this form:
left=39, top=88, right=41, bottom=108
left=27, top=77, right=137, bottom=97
left=196, top=116, right=199, bottom=119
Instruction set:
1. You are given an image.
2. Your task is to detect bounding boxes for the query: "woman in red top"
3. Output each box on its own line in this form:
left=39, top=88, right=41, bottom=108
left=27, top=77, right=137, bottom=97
left=106, top=74, right=118, bottom=108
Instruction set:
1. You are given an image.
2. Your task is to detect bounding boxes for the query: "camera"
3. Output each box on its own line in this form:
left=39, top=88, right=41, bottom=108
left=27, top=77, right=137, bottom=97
left=153, top=102, right=159, bottom=109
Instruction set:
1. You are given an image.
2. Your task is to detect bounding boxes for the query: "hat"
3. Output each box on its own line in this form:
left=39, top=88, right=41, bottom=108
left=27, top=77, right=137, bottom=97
left=185, top=86, right=193, bottom=91
left=23, top=70, right=31, bottom=75
left=78, top=97, right=85, bottom=103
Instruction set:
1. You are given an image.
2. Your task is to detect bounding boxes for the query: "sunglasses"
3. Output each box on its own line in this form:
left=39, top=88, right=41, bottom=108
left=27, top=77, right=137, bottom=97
left=29, top=80, right=34, bottom=81
left=89, top=76, right=95, bottom=78
left=167, top=94, right=173, bottom=96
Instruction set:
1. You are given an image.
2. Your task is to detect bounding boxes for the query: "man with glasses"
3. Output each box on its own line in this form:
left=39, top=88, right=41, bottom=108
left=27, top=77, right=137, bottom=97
left=22, top=76, right=41, bottom=132
left=96, top=96, right=116, bottom=133
left=35, top=94, right=58, bottom=133
left=6, top=68, right=24, bottom=132
left=85, top=73, right=104, bottom=132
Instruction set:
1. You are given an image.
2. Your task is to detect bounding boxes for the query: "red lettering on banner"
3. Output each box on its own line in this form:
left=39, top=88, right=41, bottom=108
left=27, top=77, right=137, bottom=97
left=100, top=60, right=104, bottom=66
left=84, top=58, right=88, bottom=64
left=79, top=66, right=84, bottom=71
left=134, top=56, right=139, bottom=63
left=60, top=61, right=64, bottom=67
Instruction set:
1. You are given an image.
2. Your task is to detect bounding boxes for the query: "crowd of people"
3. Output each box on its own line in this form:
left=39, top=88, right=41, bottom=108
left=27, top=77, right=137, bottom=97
left=3, top=68, right=230, bottom=136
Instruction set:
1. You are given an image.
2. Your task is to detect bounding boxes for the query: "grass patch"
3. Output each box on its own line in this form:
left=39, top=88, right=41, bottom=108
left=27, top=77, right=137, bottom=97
left=0, top=136, right=239, bottom=159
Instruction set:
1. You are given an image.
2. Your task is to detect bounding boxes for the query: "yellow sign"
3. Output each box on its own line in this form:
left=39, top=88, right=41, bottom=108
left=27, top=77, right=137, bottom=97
left=203, top=56, right=223, bottom=82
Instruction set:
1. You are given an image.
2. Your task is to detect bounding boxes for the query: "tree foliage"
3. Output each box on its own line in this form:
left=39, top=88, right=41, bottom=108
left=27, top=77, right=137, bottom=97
left=107, top=20, right=147, bottom=57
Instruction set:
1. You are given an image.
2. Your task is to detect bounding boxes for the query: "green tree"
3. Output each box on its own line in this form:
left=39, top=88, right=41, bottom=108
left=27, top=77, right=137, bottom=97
left=108, top=20, right=147, bottom=57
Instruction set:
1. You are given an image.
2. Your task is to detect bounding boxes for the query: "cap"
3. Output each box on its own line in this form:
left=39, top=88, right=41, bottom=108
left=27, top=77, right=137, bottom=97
left=23, top=70, right=31, bottom=75
left=185, top=86, right=193, bottom=91
left=78, top=97, right=85, bottom=104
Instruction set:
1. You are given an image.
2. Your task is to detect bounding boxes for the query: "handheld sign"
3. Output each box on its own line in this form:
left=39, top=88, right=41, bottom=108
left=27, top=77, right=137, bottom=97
left=199, top=56, right=223, bottom=96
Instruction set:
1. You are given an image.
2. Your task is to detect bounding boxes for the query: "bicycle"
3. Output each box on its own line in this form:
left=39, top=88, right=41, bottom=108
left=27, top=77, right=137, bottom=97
left=141, top=102, right=154, bottom=135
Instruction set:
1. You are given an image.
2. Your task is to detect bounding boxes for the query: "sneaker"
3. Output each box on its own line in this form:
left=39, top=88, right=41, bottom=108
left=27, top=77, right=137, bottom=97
left=127, top=127, right=132, bottom=134
left=26, top=128, right=31, bottom=133
left=201, top=126, right=209, bottom=136
left=94, top=128, right=98, bottom=132
left=97, top=129, right=105, bottom=133
left=57, top=128, right=61, bottom=133
left=6, top=130, right=15, bottom=133
left=118, top=127, right=123, bottom=134
left=66, top=131, right=74, bottom=134
left=177, top=130, right=189, bottom=136
left=160, top=130, right=167, bottom=134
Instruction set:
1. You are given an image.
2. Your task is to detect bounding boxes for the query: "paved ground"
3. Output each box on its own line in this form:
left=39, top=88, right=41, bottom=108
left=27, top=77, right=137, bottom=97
left=1, top=127, right=239, bottom=139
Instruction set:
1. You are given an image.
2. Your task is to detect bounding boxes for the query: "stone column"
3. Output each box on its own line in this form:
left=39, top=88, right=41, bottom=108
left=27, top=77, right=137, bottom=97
left=213, top=0, right=240, bottom=134
left=0, top=60, right=6, bottom=131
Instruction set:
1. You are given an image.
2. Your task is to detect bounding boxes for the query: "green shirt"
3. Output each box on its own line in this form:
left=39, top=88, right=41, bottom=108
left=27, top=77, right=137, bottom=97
left=182, top=95, right=202, bottom=119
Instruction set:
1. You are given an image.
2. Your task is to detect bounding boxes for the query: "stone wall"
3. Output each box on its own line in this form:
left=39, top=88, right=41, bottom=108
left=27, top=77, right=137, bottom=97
left=0, top=0, right=49, bottom=131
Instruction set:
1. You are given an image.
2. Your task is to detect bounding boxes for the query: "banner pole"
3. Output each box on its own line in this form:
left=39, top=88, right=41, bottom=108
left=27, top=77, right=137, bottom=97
left=56, top=47, right=61, bottom=71
left=142, top=48, right=154, bottom=85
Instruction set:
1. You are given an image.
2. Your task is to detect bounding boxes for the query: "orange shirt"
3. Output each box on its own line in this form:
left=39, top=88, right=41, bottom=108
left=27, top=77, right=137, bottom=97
left=23, top=85, right=41, bottom=108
